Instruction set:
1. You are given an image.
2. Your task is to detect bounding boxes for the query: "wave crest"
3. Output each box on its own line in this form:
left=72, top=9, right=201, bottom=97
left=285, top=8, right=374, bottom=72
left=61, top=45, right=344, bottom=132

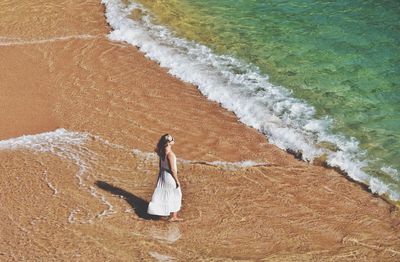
left=100, top=0, right=399, bottom=201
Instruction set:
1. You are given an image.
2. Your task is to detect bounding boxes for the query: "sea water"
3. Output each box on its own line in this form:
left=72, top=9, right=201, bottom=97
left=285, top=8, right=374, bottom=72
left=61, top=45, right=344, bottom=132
left=102, top=0, right=400, bottom=201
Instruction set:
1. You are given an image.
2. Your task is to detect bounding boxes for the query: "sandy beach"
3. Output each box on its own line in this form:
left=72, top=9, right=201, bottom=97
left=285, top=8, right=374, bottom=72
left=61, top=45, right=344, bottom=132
left=1, top=0, right=399, bottom=261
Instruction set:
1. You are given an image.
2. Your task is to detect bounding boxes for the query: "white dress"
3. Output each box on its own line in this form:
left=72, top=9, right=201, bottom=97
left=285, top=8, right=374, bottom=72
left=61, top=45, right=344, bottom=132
left=147, top=154, right=182, bottom=216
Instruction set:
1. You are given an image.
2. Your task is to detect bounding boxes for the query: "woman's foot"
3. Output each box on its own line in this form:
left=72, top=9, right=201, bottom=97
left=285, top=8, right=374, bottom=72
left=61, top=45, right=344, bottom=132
left=169, top=217, right=183, bottom=222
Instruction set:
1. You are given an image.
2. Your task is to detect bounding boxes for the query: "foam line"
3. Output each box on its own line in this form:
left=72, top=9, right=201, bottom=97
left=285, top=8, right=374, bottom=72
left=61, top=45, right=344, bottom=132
left=107, top=139, right=269, bottom=169
left=0, top=129, right=112, bottom=223
left=0, top=34, right=104, bottom=46
left=0, top=129, right=91, bottom=188
left=101, top=0, right=400, bottom=201
left=43, top=171, right=59, bottom=196
left=130, top=148, right=269, bottom=169
left=0, top=129, right=271, bottom=225
left=187, top=160, right=269, bottom=169
left=90, top=186, right=116, bottom=218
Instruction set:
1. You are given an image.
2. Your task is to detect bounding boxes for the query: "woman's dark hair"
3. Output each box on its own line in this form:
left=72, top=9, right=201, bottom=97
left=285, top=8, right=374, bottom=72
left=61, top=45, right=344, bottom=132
left=155, top=134, right=174, bottom=159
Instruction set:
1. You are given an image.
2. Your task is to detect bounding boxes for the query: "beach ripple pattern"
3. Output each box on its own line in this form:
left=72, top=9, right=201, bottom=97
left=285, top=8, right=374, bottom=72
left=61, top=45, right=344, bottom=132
left=101, top=0, right=399, bottom=201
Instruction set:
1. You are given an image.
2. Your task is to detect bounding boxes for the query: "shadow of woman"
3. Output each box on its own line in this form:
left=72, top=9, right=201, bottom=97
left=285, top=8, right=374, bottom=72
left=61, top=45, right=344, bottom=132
left=95, top=181, right=156, bottom=220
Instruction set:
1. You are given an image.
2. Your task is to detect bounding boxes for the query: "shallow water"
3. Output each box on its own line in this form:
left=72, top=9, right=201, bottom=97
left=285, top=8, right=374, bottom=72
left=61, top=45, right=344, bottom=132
left=1, top=1, right=400, bottom=259
left=120, top=0, right=400, bottom=200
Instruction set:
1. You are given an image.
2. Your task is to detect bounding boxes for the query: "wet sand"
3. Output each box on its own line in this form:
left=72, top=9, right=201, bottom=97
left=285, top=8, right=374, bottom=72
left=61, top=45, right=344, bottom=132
left=0, top=0, right=399, bottom=261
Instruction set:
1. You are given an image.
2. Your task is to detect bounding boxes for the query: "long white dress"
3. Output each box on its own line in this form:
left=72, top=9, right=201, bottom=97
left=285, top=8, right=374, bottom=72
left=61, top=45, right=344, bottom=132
left=147, top=154, right=182, bottom=216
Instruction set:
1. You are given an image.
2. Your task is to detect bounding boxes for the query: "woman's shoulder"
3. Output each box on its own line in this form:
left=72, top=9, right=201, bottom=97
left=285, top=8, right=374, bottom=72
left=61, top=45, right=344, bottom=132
left=166, top=151, right=176, bottom=159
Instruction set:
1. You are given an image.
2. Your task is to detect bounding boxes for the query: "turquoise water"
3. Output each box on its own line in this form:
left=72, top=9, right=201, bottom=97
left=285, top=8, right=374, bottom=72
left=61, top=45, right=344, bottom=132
left=122, top=0, right=400, bottom=196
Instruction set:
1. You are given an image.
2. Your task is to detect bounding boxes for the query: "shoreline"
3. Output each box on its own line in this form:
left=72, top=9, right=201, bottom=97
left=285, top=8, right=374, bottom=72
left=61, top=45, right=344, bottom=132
left=1, top=0, right=399, bottom=260
left=101, top=0, right=400, bottom=203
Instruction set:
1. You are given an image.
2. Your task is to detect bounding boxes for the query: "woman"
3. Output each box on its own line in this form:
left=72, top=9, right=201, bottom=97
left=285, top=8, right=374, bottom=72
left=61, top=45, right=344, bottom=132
left=147, top=134, right=183, bottom=221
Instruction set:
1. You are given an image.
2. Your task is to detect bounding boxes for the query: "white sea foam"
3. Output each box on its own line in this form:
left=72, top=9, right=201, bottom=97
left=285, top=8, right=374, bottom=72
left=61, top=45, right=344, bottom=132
left=0, top=128, right=87, bottom=150
left=132, top=148, right=158, bottom=162
left=101, top=0, right=400, bottom=201
left=90, top=186, right=116, bottom=218
left=76, top=134, right=271, bottom=169
left=0, top=129, right=273, bottom=224
left=86, top=137, right=269, bottom=169
left=180, top=159, right=269, bottom=170
left=0, top=129, right=116, bottom=223
left=43, top=171, right=59, bottom=196
left=131, top=148, right=269, bottom=169
left=381, top=166, right=400, bottom=182
left=0, top=128, right=90, bottom=186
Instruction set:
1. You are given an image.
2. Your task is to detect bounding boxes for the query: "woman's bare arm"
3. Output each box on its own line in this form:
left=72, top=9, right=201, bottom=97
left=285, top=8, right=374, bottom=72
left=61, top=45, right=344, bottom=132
left=167, top=152, right=180, bottom=188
